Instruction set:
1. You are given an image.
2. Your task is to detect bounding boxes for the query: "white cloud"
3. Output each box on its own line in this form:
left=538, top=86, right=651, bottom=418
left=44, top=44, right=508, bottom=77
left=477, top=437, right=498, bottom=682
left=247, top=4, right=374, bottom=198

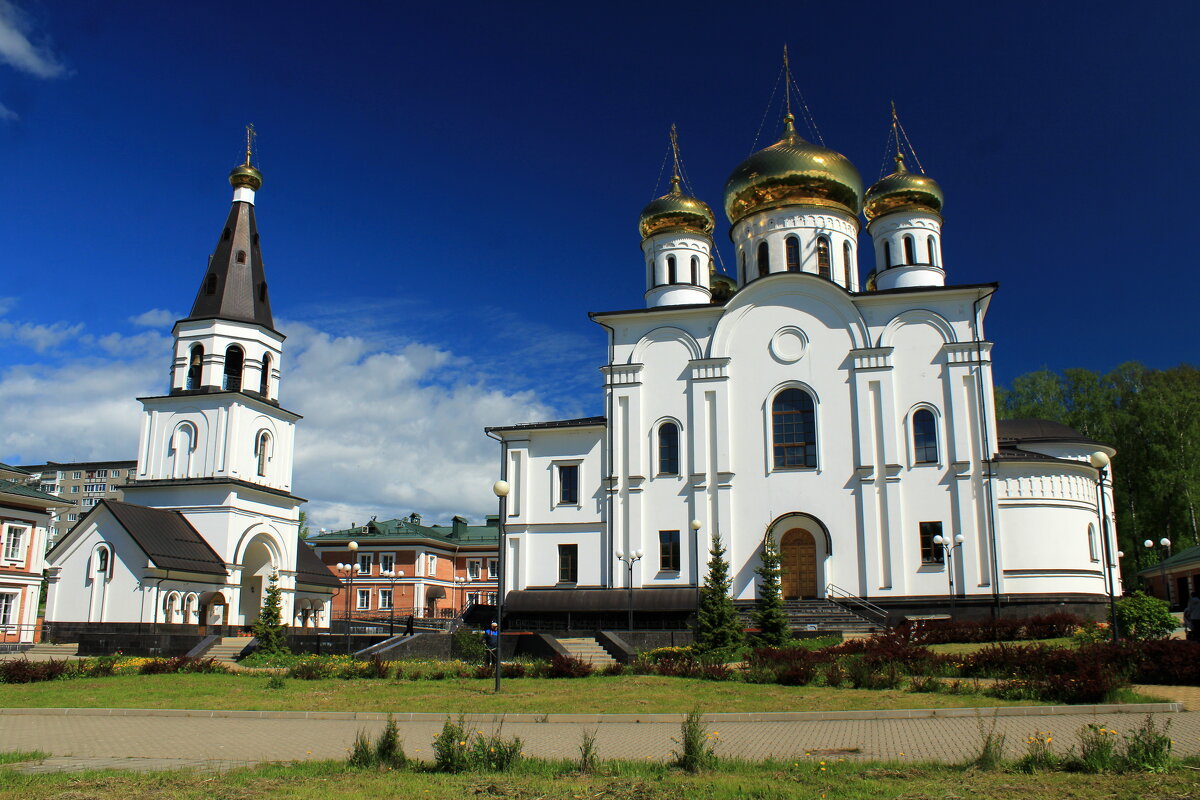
left=0, top=319, right=84, bottom=352
left=0, top=314, right=563, bottom=532
left=129, top=309, right=175, bottom=328
left=0, top=101, right=15, bottom=121
left=0, top=1, right=66, bottom=79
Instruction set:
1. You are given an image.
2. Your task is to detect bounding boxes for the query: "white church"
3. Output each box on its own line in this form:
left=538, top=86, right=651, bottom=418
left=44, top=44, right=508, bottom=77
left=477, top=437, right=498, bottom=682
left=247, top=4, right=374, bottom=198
left=489, top=113, right=1120, bottom=625
left=43, top=156, right=339, bottom=637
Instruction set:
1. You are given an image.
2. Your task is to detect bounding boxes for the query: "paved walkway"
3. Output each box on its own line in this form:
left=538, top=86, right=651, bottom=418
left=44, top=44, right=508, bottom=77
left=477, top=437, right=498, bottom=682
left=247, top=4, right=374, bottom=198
left=1, top=704, right=1196, bottom=774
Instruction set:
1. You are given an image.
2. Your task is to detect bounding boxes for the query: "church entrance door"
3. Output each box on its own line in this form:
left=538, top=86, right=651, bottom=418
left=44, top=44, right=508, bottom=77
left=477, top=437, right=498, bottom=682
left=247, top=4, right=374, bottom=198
left=780, top=528, right=818, bottom=599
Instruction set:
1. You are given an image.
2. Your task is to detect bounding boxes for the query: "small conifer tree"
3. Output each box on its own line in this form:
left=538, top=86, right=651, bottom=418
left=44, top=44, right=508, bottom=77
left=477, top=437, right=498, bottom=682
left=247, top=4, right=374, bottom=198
left=252, top=572, right=290, bottom=655
left=752, top=532, right=790, bottom=646
left=694, top=531, right=743, bottom=654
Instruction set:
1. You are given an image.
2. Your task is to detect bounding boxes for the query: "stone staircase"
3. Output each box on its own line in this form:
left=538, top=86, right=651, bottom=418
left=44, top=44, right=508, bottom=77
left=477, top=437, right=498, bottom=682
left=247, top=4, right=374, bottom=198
left=737, top=599, right=883, bottom=635
left=198, top=637, right=252, bottom=666
left=0, top=642, right=79, bottom=661
left=555, top=636, right=618, bottom=667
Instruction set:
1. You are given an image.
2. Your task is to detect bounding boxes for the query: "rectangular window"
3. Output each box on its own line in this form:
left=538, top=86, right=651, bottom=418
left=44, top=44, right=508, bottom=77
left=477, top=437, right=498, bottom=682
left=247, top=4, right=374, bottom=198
left=558, top=464, right=579, bottom=505
left=82, top=498, right=98, bottom=507
left=72, top=471, right=81, bottom=479
left=558, top=544, right=578, bottom=583
left=3, top=526, right=26, bottom=560
left=358, top=554, right=372, bottom=574
left=70, top=486, right=79, bottom=494
left=0, top=594, right=14, bottom=626
left=467, top=559, right=481, bottom=580
left=380, top=554, right=395, bottom=574
left=659, top=530, right=681, bottom=572
left=56, top=471, right=64, bottom=480
left=86, top=471, right=96, bottom=479
left=83, top=484, right=106, bottom=493
left=96, top=470, right=108, bottom=478
left=379, top=589, right=393, bottom=610
left=467, top=592, right=481, bottom=605
left=487, top=558, right=498, bottom=579
left=919, top=521, right=945, bottom=565
left=39, top=483, right=56, bottom=493
left=1088, top=526, right=1099, bottom=562
left=357, top=589, right=370, bottom=610
left=427, top=554, right=437, bottom=576
left=67, top=513, right=78, bottom=521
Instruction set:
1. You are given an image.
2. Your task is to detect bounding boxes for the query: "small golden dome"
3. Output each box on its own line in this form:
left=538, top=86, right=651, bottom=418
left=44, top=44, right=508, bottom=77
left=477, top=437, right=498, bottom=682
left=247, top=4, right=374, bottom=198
left=229, top=163, right=263, bottom=191
left=638, top=177, right=715, bottom=239
left=863, top=153, right=943, bottom=222
left=724, top=114, right=862, bottom=224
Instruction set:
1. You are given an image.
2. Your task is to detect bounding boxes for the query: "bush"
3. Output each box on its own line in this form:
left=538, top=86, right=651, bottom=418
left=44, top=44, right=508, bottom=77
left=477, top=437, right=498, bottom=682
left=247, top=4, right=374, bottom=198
left=452, top=627, right=487, bottom=664
left=288, top=658, right=338, bottom=680
left=265, top=674, right=287, bottom=690
left=1075, top=722, right=1120, bottom=773
left=139, top=656, right=226, bottom=675
left=431, top=715, right=521, bottom=773
left=547, top=654, right=593, bottom=678
left=898, top=613, right=1088, bottom=645
left=1015, top=730, right=1057, bottom=773
left=599, top=662, right=625, bottom=677
left=1112, top=591, right=1177, bottom=641
left=1120, top=715, right=1173, bottom=773
left=362, top=656, right=391, bottom=679
left=468, top=723, right=523, bottom=771
left=845, top=657, right=902, bottom=690
left=432, top=716, right=472, bottom=773
left=908, top=675, right=943, bottom=693
left=671, top=709, right=717, bottom=772
left=375, top=716, right=407, bottom=769
left=0, top=658, right=72, bottom=684
left=1124, top=639, right=1200, bottom=685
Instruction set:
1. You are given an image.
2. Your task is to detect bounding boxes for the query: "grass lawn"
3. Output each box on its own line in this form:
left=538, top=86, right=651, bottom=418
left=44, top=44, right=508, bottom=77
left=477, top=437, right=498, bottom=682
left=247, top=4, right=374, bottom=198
left=0, top=673, right=1053, bottom=714
left=926, top=637, right=1075, bottom=655
left=1, top=759, right=1198, bottom=799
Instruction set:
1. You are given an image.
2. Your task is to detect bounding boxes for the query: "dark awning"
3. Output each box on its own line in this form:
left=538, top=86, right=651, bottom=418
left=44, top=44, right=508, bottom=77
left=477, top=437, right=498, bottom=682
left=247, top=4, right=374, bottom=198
left=504, top=588, right=696, bottom=613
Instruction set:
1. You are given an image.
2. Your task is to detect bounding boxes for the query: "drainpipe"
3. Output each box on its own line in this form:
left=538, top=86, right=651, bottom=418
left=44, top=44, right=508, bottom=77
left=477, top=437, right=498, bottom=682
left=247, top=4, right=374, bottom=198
left=593, top=316, right=618, bottom=590
left=972, top=288, right=1001, bottom=618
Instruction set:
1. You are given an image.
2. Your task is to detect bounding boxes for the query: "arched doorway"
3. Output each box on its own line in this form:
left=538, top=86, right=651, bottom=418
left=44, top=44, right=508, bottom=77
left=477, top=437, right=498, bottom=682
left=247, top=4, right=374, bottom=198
left=780, top=528, right=818, bottom=599
left=238, top=534, right=279, bottom=626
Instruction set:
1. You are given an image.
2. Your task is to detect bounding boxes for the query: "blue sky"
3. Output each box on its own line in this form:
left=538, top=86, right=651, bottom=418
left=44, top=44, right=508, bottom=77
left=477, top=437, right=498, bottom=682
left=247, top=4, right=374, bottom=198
left=0, top=1, right=1195, bottom=527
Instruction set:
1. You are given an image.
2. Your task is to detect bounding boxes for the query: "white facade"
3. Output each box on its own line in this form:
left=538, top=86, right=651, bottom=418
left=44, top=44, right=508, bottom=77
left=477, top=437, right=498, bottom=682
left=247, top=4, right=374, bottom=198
left=490, top=120, right=1119, bottom=616
left=44, top=164, right=336, bottom=632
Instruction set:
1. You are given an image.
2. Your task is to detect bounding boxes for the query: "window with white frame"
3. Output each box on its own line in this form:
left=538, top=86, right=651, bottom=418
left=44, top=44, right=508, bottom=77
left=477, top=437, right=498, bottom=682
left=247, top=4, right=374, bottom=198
left=358, top=553, right=372, bottom=574
left=3, top=525, right=27, bottom=561
left=82, top=499, right=98, bottom=507
left=67, top=513, right=78, bottom=521
left=468, top=591, right=481, bottom=605
left=380, top=553, right=395, bottom=573
left=427, top=554, right=437, bottom=576
left=487, top=558, right=498, bottom=579
left=1087, top=524, right=1099, bottom=562
left=0, top=593, right=14, bottom=627
left=379, top=589, right=393, bottom=610
left=72, top=472, right=81, bottom=479
left=96, top=470, right=108, bottom=478
left=70, top=486, right=80, bottom=494
left=357, top=588, right=371, bottom=610
left=83, top=483, right=106, bottom=493
left=467, top=559, right=481, bottom=580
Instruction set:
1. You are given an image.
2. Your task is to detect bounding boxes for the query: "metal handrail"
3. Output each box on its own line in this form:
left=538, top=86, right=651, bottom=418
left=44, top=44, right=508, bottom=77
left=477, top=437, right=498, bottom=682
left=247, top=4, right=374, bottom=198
left=824, top=584, right=889, bottom=626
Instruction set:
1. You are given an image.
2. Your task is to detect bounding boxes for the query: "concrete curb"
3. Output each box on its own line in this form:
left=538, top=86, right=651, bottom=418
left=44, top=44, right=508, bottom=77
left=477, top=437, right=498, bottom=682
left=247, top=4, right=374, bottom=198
left=0, top=703, right=1181, bottom=723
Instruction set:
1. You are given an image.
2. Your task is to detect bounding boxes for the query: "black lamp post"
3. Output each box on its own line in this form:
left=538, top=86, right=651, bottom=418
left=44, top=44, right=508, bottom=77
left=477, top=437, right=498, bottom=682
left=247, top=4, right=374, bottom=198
left=335, top=541, right=360, bottom=655
left=492, top=479, right=509, bottom=693
left=931, top=532, right=965, bottom=620
left=615, top=548, right=644, bottom=631
left=1090, top=452, right=1121, bottom=643
left=382, top=569, right=404, bottom=637
left=1144, top=536, right=1173, bottom=608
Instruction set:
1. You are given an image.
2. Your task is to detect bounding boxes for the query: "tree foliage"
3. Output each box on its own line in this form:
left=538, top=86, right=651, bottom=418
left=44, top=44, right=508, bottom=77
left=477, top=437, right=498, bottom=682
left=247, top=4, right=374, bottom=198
left=694, top=531, right=743, bottom=654
left=996, top=363, right=1200, bottom=584
left=252, top=572, right=290, bottom=655
left=1111, top=590, right=1178, bottom=640
left=752, top=532, right=790, bottom=646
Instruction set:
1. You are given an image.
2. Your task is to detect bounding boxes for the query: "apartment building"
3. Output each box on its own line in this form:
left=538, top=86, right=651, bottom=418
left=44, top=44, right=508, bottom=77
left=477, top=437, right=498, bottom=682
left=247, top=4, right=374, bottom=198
left=1, top=463, right=65, bottom=643
left=17, top=460, right=136, bottom=543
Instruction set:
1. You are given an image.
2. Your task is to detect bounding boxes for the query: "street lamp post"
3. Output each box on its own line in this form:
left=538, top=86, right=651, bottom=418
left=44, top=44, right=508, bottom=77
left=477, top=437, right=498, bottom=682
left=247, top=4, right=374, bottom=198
left=492, top=480, right=510, bottom=693
left=335, top=541, right=360, bottom=655
left=931, top=533, right=965, bottom=620
left=614, top=549, right=644, bottom=631
left=1090, top=452, right=1120, bottom=643
left=381, top=570, right=404, bottom=637
left=690, top=519, right=702, bottom=613
left=1144, top=537, right=1173, bottom=608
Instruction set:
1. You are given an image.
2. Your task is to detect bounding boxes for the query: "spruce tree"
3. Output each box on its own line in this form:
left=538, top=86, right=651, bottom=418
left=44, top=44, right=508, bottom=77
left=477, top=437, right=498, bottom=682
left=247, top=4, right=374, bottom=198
left=752, top=532, right=790, bottom=646
left=251, top=572, right=290, bottom=655
left=694, top=530, right=743, bottom=654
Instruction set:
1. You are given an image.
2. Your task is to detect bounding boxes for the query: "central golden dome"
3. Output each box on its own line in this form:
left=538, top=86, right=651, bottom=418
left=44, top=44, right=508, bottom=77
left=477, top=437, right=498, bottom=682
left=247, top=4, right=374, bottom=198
left=724, top=114, right=862, bottom=225
left=638, top=177, right=715, bottom=239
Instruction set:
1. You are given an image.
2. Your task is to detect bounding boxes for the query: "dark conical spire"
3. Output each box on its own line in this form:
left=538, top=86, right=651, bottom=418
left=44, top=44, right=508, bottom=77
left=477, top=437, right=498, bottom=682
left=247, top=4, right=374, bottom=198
left=184, top=146, right=275, bottom=331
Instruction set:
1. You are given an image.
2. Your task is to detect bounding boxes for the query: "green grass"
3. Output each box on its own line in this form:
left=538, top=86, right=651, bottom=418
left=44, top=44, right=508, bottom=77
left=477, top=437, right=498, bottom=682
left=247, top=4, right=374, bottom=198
left=0, top=673, right=1051, bottom=713
left=926, top=637, right=1075, bottom=655
left=0, top=751, right=46, bottom=765
left=1, top=758, right=1198, bottom=799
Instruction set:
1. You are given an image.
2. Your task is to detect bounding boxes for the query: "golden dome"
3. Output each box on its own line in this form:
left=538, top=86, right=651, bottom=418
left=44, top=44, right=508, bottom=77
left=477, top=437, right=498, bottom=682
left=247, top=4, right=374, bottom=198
left=723, top=114, right=862, bottom=224
left=638, top=177, right=715, bottom=239
left=229, top=163, right=263, bottom=191
left=863, top=153, right=943, bottom=222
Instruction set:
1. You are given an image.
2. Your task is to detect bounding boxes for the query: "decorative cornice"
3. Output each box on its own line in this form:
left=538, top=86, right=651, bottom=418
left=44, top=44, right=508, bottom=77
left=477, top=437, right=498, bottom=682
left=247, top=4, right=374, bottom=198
left=689, top=358, right=730, bottom=381
left=942, top=342, right=993, bottom=364
left=851, top=347, right=893, bottom=371
left=601, top=364, right=643, bottom=387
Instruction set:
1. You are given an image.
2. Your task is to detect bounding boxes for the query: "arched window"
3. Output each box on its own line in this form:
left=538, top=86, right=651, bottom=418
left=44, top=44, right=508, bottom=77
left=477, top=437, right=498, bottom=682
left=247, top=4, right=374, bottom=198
left=658, top=422, right=679, bottom=475
left=205, top=274, right=217, bottom=295
left=236, top=250, right=247, bottom=264
left=785, top=236, right=800, bottom=271
left=927, top=237, right=937, bottom=265
left=170, top=423, right=195, bottom=479
left=96, top=547, right=109, bottom=574
left=903, top=235, right=916, bottom=265
left=772, top=389, right=817, bottom=468
left=223, top=346, right=244, bottom=391
left=740, top=249, right=747, bottom=283
left=667, top=255, right=677, bottom=284
left=1087, top=524, right=1098, bottom=561
left=912, top=409, right=938, bottom=463
left=647, top=259, right=655, bottom=287
left=256, top=431, right=271, bottom=477
left=883, top=241, right=892, bottom=267
left=816, top=236, right=831, bottom=279
left=259, top=353, right=272, bottom=398
left=690, top=256, right=700, bottom=285
left=843, top=242, right=853, bottom=286
left=259, top=282, right=268, bottom=302
left=186, top=345, right=203, bottom=390
left=757, top=241, right=770, bottom=277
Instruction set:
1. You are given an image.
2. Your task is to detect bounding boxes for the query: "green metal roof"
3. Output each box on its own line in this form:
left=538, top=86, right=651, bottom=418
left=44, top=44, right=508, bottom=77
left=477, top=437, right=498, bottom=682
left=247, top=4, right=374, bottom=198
left=0, top=462, right=31, bottom=475
left=0, top=478, right=69, bottom=504
left=308, top=515, right=498, bottom=547
left=1136, top=544, right=1200, bottom=576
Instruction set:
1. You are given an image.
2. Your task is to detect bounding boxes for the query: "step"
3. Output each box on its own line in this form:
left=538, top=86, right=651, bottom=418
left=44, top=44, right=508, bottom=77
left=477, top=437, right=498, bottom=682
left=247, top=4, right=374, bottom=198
left=555, top=637, right=617, bottom=667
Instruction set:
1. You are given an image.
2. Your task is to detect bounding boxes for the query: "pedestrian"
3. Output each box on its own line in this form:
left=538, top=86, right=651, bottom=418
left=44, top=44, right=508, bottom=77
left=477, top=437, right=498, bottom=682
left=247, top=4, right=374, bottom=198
left=483, top=621, right=499, bottom=665
left=1186, top=591, right=1200, bottom=641
left=404, top=614, right=415, bottom=637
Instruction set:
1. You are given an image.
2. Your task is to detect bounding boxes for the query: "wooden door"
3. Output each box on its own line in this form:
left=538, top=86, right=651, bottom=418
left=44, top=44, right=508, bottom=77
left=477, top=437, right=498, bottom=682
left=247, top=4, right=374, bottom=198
left=780, top=528, right=818, bottom=599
